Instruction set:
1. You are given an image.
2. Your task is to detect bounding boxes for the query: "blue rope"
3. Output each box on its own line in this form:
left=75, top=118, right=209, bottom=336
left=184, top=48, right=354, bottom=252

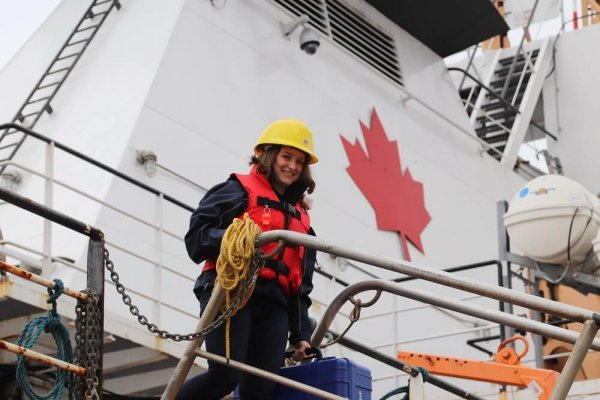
left=16, top=279, right=74, bottom=400
left=379, top=367, right=430, bottom=400
left=380, top=385, right=408, bottom=400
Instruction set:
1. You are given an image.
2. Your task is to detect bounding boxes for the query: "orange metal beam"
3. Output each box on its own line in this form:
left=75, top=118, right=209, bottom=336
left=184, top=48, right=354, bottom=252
left=398, top=351, right=559, bottom=400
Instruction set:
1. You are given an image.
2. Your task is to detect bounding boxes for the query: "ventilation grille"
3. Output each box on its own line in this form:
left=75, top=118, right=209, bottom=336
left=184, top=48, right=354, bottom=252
left=271, top=0, right=403, bottom=86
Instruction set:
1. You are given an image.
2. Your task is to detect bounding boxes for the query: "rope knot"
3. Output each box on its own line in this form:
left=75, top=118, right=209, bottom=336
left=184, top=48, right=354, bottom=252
left=44, top=310, right=63, bottom=333
left=47, top=279, right=65, bottom=306
left=416, top=366, right=430, bottom=381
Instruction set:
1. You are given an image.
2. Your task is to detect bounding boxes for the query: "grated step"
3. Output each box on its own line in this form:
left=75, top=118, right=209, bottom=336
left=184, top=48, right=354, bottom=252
left=480, top=132, right=510, bottom=144
left=489, top=73, right=531, bottom=89
left=498, top=49, right=540, bottom=66
left=476, top=109, right=517, bottom=124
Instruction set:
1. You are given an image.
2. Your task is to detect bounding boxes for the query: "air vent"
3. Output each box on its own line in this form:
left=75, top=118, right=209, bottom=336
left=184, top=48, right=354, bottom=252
left=326, top=0, right=402, bottom=85
left=270, top=0, right=403, bottom=86
left=272, top=0, right=328, bottom=35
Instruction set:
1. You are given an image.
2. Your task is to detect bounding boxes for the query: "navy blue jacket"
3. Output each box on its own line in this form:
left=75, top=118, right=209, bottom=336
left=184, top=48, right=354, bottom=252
left=185, top=174, right=316, bottom=345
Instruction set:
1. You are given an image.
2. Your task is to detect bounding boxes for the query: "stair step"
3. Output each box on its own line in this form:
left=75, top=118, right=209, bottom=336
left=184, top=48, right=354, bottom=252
left=488, top=149, right=504, bottom=160
left=482, top=95, right=524, bottom=111
left=495, top=63, right=527, bottom=77
left=459, top=86, right=481, bottom=100
left=476, top=109, right=517, bottom=124
left=489, top=74, right=530, bottom=89
left=498, top=49, right=540, bottom=66
left=485, top=85, right=527, bottom=100
left=475, top=119, right=515, bottom=136
left=480, top=132, right=510, bottom=144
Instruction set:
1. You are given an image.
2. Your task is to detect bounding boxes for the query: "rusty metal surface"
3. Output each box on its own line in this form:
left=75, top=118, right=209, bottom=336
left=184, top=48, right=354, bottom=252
left=0, top=260, right=87, bottom=301
left=0, top=339, right=86, bottom=376
left=0, top=186, right=104, bottom=241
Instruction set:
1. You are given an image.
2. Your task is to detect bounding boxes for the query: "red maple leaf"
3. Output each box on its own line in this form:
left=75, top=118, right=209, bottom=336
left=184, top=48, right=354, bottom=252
left=340, top=108, right=431, bottom=261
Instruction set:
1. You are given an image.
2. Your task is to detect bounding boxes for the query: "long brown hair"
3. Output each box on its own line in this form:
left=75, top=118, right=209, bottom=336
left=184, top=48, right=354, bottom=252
left=251, top=145, right=316, bottom=194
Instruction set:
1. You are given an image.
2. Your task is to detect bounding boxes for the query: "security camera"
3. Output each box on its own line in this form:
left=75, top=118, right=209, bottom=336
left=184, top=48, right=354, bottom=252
left=299, top=25, right=320, bottom=55
left=281, top=15, right=320, bottom=55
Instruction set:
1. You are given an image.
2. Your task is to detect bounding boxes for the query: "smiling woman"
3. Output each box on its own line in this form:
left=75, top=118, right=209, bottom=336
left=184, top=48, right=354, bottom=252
left=179, top=119, right=319, bottom=400
left=0, top=0, right=61, bottom=70
left=271, top=147, right=306, bottom=194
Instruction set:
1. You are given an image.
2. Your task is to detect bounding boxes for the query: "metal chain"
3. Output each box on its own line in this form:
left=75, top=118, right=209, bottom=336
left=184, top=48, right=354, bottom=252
left=103, top=245, right=264, bottom=341
left=74, top=290, right=101, bottom=400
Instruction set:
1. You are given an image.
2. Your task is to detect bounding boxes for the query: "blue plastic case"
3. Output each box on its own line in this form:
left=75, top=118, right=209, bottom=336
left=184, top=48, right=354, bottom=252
left=274, top=357, right=372, bottom=400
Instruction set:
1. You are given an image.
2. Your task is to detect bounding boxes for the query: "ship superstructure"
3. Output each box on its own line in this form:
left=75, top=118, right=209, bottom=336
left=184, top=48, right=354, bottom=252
left=1, top=0, right=600, bottom=398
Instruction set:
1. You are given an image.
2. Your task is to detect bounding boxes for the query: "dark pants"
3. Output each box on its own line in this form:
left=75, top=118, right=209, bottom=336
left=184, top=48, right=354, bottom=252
left=176, top=286, right=289, bottom=400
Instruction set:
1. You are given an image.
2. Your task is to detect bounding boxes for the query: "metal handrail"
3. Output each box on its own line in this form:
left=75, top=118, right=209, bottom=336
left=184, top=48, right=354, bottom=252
left=0, top=186, right=103, bottom=240
left=447, top=67, right=558, bottom=140
left=500, top=0, right=540, bottom=99
left=309, top=280, right=599, bottom=400
left=0, top=123, right=195, bottom=212
left=0, top=185, right=106, bottom=396
left=0, top=160, right=185, bottom=241
left=256, top=231, right=599, bottom=323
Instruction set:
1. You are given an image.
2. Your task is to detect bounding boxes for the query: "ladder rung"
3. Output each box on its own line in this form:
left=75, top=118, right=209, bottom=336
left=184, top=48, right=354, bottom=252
left=87, top=11, right=108, bottom=19
left=25, top=96, right=51, bottom=105
left=19, top=111, right=41, bottom=119
left=65, top=38, right=89, bottom=47
left=38, top=81, right=60, bottom=90
left=0, top=129, right=19, bottom=137
left=0, top=143, right=18, bottom=151
left=56, top=52, right=79, bottom=61
left=47, top=67, right=71, bottom=76
left=74, top=24, right=100, bottom=34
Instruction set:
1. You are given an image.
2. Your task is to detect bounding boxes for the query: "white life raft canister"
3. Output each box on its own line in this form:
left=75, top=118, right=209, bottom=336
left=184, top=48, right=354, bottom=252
left=504, top=175, right=600, bottom=264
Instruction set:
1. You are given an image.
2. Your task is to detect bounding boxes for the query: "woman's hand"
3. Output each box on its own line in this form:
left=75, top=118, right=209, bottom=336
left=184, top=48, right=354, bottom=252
left=292, top=340, right=312, bottom=362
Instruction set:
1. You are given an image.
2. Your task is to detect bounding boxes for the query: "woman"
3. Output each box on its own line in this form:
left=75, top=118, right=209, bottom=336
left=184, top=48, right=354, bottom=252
left=178, top=119, right=318, bottom=400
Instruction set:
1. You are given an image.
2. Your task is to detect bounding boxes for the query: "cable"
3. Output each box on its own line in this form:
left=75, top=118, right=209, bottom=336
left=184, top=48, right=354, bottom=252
left=533, top=206, right=593, bottom=284
left=546, top=11, right=600, bottom=79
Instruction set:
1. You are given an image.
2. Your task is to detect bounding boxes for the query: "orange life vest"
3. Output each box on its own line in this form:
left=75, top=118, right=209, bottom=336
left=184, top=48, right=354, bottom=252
left=203, top=166, right=310, bottom=296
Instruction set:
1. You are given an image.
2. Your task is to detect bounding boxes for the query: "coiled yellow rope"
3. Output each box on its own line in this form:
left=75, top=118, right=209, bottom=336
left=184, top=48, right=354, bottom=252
left=215, top=213, right=262, bottom=359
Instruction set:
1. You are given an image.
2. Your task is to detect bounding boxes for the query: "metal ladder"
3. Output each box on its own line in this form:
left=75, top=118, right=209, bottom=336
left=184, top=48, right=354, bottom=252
left=0, top=0, right=121, bottom=171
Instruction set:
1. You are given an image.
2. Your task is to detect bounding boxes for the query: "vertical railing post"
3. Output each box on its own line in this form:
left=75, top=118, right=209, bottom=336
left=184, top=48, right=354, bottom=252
left=497, top=201, right=513, bottom=340
left=549, top=318, right=599, bottom=400
left=530, top=277, right=545, bottom=368
left=154, top=193, right=164, bottom=325
left=500, top=0, right=540, bottom=100
left=87, top=238, right=105, bottom=397
left=43, top=141, right=55, bottom=269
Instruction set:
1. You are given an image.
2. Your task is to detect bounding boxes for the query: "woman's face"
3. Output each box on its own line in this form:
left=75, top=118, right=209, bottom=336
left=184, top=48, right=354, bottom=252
left=271, top=146, right=306, bottom=193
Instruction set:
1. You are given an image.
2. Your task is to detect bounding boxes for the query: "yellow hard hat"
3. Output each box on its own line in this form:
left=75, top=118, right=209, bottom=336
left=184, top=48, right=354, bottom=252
left=254, top=119, right=318, bottom=164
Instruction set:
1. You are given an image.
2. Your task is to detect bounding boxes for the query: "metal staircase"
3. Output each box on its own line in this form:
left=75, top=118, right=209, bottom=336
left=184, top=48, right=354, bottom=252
left=0, top=0, right=121, bottom=171
left=474, top=48, right=539, bottom=158
left=454, top=39, right=555, bottom=171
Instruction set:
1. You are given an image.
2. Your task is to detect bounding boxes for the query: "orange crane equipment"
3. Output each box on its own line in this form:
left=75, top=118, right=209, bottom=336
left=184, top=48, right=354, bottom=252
left=397, top=336, right=559, bottom=400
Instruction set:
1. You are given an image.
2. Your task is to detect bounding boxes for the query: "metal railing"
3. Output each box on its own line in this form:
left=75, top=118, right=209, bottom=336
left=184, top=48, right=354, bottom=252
left=162, top=230, right=600, bottom=399
left=447, top=67, right=557, bottom=141
left=259, top=231, right=600, bottom=400
left=0, top=186, right=105, bottom=397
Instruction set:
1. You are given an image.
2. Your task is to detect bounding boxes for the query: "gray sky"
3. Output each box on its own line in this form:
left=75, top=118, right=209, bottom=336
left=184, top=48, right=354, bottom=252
left=0, top=0, right=61, bottom=69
